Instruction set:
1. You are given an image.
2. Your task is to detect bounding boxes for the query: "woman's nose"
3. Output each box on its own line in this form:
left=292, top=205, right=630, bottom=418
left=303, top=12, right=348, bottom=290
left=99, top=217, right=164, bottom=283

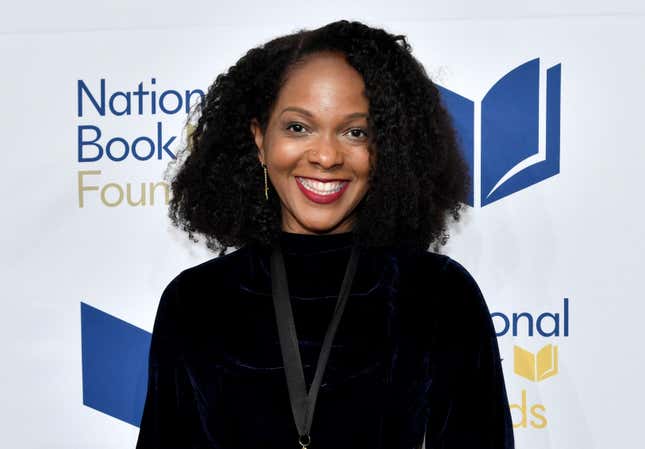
left=308, top=135, right=344, bottom=168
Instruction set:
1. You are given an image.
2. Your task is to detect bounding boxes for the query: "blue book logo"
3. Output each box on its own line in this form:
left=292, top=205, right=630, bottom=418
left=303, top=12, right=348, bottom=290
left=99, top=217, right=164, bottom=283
left=438, top=58, right=562, bottom=206
left=81, top=302, right=150, bottom=426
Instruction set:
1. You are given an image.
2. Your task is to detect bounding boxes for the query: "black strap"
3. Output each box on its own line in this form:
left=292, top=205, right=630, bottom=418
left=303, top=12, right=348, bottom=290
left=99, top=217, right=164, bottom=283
left=270, top=241, right=360, bottom=448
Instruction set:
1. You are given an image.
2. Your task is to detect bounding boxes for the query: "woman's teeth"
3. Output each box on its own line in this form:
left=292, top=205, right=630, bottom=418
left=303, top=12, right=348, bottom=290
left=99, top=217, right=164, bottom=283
left=297, top=177, right=346, bottom=195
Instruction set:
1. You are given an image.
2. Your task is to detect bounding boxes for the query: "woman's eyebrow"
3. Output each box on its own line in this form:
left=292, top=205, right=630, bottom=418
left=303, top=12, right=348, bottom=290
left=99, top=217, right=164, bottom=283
left=280, top=106, right=368, bottom=120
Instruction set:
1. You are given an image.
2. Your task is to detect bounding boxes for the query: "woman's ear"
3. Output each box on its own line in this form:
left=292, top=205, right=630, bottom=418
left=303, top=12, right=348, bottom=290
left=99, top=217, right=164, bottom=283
left=250, top=118, right=265, bottom=165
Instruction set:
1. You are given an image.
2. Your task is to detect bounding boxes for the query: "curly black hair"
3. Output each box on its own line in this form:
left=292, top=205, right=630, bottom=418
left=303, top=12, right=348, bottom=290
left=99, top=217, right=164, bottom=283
left=167, top=20, right=470, bottom=256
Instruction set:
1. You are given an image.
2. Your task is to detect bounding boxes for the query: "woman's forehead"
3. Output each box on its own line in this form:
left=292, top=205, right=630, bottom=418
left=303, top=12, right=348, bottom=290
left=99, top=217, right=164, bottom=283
left=273, top=53, right=368, bottom=117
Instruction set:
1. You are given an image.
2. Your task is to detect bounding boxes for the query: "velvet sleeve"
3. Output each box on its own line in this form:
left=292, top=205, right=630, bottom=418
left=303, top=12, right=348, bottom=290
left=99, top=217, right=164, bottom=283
left=135, top=274, right=208, bottom=449
left=424, top=258, right=515, bottom=449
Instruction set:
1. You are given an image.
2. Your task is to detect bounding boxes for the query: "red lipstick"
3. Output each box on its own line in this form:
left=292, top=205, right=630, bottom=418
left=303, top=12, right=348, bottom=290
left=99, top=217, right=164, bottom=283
left=295, top=177, right=350, bottom=204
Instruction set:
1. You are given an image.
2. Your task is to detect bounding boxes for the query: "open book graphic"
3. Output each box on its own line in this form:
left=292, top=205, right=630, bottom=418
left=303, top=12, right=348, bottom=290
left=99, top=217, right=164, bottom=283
left=437, top=59, right=561, bottom=206
left=81, top=302, right=150, bottom=426
left=513, top=344, right=559, bottom=382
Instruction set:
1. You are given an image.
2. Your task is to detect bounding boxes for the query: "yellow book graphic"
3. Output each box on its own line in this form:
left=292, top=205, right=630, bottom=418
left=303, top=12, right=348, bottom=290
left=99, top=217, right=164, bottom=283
left=513, top=344, right=558, bottom=382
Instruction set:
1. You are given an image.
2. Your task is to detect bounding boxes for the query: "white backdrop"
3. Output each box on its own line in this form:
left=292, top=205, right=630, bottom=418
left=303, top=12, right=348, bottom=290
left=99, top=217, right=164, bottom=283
left=2, top=2, right=644, bottom=448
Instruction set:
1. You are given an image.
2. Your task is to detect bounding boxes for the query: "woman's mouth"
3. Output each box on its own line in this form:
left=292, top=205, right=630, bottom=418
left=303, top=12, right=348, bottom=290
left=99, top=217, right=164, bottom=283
left=295, top=176, right=350, bottom=204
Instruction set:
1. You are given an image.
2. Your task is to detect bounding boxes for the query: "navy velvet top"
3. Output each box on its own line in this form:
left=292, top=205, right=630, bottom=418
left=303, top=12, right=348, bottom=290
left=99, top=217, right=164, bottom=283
left=135, top=231, right=515, bottom=449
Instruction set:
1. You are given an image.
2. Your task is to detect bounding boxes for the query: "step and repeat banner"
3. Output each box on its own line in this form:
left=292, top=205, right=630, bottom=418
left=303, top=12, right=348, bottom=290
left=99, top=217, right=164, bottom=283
left=1, top=14, right=643, bottom=449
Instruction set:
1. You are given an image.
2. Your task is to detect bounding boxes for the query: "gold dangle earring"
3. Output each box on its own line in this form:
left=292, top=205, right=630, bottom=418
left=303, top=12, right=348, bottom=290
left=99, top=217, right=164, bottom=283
left=262, top=164, right=269, bottom=200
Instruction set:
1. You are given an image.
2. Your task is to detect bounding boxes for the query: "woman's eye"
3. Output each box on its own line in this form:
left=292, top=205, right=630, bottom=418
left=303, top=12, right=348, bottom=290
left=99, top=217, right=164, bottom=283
left=347, top=128, right=368, bottom=139
left=286, top=123, right=307, bottom=133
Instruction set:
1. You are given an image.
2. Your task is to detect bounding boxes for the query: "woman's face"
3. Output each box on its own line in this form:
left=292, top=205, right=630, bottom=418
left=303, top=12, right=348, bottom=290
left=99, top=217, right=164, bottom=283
left=251, top=52, right=372, bottom=234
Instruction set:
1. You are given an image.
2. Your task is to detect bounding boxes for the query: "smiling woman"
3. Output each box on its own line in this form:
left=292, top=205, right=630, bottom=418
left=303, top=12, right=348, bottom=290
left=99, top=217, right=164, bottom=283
left=250, top=52, right=371, bottom=234
left=136, top=20, right=515, bottom=449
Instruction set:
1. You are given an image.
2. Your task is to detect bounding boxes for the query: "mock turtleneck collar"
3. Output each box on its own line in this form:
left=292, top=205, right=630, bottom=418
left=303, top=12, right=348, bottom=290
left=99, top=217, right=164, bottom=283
left=241, top=229, right=390, bottom=299
left=279, top=230, right=356, bottom=256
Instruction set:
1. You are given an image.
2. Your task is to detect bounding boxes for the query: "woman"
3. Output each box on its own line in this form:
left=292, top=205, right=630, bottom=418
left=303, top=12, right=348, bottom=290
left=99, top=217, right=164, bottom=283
left=136, top=20, right=515, bottom=449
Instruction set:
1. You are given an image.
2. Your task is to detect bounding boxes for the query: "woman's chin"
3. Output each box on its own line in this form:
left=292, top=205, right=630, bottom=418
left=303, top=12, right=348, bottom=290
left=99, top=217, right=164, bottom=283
left=286, top=215, right=354, bottom=235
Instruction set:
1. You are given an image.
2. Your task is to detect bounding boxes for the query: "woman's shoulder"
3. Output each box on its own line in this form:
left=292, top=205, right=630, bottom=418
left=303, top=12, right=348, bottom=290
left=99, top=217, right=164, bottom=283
left=157, top=245, right=253, bottom=309
left=175, top=245, right=250, bottom=284
left=151, top=246, right=256, bottom=338
left=389, top=247, right=490, bottom=335
left=389, top=246, right=481, bottom=292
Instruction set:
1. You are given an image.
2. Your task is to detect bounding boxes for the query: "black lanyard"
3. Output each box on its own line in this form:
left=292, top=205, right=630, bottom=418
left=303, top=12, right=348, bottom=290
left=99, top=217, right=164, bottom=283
left=270, top=240, right=360, bottom=449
